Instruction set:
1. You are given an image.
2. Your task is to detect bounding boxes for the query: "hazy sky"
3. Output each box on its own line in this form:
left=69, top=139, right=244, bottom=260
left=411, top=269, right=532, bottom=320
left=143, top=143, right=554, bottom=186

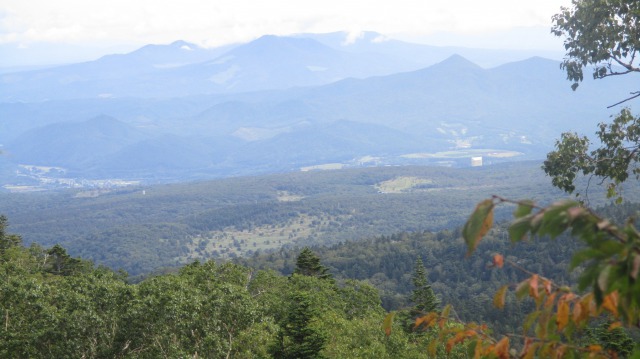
left=0, top=0, right=572, bottom=66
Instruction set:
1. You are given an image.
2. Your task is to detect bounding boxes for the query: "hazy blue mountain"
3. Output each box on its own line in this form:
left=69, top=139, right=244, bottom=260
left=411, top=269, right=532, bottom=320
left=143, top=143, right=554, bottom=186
left=283, top=55, right=632, bottom=139
left=118, top=35, right=410, bottom=97
left=7, top=115, right=149, bottom=169
left=93, top=134, right=240, bottom=179
left=228, top=120, right=440, bottom=170
left=0, top=41, right=233, bottom=101
left=0, top=33, right=567, bottom=101
left=2, top=53, right=636, bottom=184
left=299, top=31, right=563, bottom=68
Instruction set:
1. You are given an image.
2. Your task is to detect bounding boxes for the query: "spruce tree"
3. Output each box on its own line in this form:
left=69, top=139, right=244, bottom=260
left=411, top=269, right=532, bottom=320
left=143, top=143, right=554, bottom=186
left=269, top=292, right=327, bottom=359
left=293, top=247, right=333, bottom=281
left=411, top=258, right=439, bottom=315
left=0, top=215, right=21, bottom=252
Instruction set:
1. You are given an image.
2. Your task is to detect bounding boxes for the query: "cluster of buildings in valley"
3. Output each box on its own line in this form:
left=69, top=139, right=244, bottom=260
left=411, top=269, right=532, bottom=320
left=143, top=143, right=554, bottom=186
left=2, top=164, right=139, bottom=193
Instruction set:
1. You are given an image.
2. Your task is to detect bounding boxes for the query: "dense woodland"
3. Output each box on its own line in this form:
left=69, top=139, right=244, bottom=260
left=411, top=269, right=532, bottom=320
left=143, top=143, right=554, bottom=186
left=2, top=161, right=633, bottom=276
left=238, top=202, right=640, bottom=335
left=1, top=161, right=639, bottom=357
left=1, top=216, right=475, bottom=358
left=1, top=199, right=638, bottom=358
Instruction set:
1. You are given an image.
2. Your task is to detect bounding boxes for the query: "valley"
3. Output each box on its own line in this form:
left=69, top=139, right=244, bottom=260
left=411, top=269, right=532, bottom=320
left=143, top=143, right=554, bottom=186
left=1, top=161, right=632, bottom=276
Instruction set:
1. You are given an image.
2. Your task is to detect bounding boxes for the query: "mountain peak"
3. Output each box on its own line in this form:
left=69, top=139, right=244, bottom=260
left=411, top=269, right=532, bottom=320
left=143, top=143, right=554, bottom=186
left=251, top=35, right=317, bottom=47
left=435, top=54, right=481, bottom=69
left=229, top=35, right=334, bottom=58
left=424, top=54, right=482, bottom=71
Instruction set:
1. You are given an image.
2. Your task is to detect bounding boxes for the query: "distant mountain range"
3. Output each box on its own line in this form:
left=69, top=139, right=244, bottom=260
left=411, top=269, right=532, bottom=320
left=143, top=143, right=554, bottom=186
left=0, top=31, right=635, bottom=187
left=1, top=31, right=562, bottom=102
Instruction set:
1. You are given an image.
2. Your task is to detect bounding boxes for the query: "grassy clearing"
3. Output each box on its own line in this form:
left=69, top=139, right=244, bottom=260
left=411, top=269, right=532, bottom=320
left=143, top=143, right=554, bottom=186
left=276, top=190, right=305, bottom=202
left=374, top=176, right=435, bottom=193
left=178, top=213, right=351, bottom=262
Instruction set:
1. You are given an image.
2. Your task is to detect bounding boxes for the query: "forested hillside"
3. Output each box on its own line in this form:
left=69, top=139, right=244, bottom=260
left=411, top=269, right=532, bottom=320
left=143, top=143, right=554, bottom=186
left=240, top=201, right=640, bottom=336
left=0, top=218, right=471, bottom=358
left=2, top=200, right=638, bottom=357
left=0, top=161, right=589, bottom=275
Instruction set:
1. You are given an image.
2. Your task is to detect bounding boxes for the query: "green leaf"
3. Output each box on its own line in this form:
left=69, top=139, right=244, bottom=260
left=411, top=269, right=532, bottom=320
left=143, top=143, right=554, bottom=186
left=631, top=253, right=640, bottom=280
left=523, top=311, right=541, bottom=334
left=441, top=304, right=452, bottom=319
left=509, top=217, right=531, bottom=242
left=382, top=311, right=395, bottom=336
left=466, top=340, right=478, bottom=359
left=514, top=200, right=535, bottom=218
left=516, top=279, right=530, bottom=300
left=493, top=285, right=508, bottom=309
left=462, top=199, right=495, bottom=256
left=569, top=248, right=600, bottom=270
left=597, top=265, right=612, bottom=292
left=538, top=201, right=578, bottom=238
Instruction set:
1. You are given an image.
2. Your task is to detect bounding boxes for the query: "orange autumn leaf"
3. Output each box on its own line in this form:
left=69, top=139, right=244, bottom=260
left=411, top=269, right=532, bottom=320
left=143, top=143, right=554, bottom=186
left=521, top=337, right=539, bottom=359
left=560, top=292, right=576, bottom=302
left=602, top=291, right=619, bottom=317
left=545, top=293, right=558, bottom=308
left=493, top=254, right=504, bottom=268
left=581, top=293, right=597, bottom=317
left=414, top=312, right=437, bottom=329
left=542, top=278, right=552, bottom=294
left=493, top=337, right=510, bottom=359
left=383, top=312, right=395, bottom=336
left=529, top=274, right=539, bottom=299
left=608, top=322, right=623, bottom=331
left=572, top=301, right=587, bottom=324
left=588, top=344, right=603, bottom=352
left=446, top=331, right=469, bottom=353
left=556, top=300, right=570, bottom=331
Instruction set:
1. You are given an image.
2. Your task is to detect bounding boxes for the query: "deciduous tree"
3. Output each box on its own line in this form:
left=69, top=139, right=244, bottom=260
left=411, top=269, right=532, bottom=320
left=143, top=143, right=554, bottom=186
left=545, top=0, right=640, bottom=200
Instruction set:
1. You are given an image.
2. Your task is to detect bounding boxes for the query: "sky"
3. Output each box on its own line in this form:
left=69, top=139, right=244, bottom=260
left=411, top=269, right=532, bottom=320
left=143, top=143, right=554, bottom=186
left=0, top=0, right=573, bottom=67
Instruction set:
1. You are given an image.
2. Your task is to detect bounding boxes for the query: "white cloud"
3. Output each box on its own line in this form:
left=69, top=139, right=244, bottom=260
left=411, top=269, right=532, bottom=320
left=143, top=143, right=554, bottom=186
left=341, top=30, right=364, bottom=46
left=0, top=0, right=572, bottom=48
left=371, top=34, right=389, bottom=43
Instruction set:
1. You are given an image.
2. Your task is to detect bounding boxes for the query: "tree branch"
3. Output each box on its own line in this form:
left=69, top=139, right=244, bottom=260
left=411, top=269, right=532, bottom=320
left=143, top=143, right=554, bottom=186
left=607, top=91, right=640, bottom=108
left=610, top=55, right=640, bottom=73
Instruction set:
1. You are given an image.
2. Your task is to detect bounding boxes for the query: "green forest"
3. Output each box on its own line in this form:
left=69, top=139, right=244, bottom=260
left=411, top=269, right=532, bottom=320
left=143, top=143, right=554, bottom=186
left=1, top=218, right=476, bottom=358
left=2, top=199, right=639, bottom=358
left=0, top=161, right=594, bottom=276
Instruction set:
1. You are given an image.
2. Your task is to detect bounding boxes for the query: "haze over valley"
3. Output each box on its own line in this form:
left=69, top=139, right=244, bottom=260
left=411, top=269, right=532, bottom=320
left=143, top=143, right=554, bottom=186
left=0, top=31, right=634, bottom=191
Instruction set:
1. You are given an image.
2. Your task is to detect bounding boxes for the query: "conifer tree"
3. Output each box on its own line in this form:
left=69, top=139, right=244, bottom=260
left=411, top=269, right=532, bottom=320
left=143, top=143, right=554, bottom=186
left=293, top=247, right=333, bottom=281
left=410, top=258, right=439, bottom=315
left=0, top=215, right=21, bottom=253
left=270, top=292, right=327, bottom=359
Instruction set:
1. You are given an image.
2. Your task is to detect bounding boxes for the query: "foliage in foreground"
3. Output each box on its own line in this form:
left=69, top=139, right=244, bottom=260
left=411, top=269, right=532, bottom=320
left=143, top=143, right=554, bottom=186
left=1, top=219, right=453, bottom=358
left=388, top=197, right=640, bottom=358
left=545, top=0, right=640, bottom=202
left=398, top=2, right=640, bottom=357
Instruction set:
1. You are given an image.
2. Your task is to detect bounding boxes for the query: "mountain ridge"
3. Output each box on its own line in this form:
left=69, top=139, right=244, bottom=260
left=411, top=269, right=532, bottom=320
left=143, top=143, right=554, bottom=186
left=0, top=33, right=563, bottom=101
